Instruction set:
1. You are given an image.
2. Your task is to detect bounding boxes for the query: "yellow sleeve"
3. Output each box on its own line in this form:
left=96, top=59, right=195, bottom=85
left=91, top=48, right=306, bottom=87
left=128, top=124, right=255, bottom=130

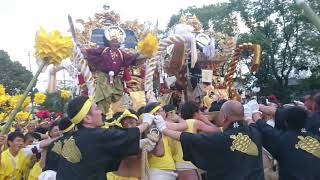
left=0, top=152, right=10, bottom=179
left=0, top=159, right=4, bottom=179
left=28, top=162, right=42, bottom=180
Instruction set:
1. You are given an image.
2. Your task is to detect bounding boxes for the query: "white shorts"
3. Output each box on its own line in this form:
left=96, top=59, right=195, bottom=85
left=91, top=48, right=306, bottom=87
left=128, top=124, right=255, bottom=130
left=175, top=162, right=197, bottom=171
left=150, top=169, right=177, bottom=180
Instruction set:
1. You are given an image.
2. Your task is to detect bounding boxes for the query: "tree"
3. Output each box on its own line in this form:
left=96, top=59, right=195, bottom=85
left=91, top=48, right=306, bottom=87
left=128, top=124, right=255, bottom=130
left=232, top=0, right=320, bottom=101
left=167, top=3, right=238, bottom=36
left=0, top=50, right=33, bottom=95
left=41, top=90, right=68, bottom=114
left=167, top=0, right=320, bottom=102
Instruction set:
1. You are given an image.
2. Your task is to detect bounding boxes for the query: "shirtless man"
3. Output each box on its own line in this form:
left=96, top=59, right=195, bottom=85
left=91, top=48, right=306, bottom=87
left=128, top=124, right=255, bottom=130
left=107, top=109, right=161, bottom=180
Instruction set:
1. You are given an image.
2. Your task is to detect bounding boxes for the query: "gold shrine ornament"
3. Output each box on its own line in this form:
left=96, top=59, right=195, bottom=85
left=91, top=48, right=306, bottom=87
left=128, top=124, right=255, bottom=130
left=295, top=136, right=320, bottom=158
left=230, top=133, right=258, bottom=156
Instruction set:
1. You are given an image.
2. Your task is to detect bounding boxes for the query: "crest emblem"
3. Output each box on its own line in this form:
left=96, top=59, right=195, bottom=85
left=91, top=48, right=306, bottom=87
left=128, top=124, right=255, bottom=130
left=230, top=133, right=258, bottom=156
left=295, top=136, right=320, bottom=158
left=61, top=136, right=82, bottom=163
left=51, top=136, right=82, bottom=163
left=51, top=141, right=62, bottom=155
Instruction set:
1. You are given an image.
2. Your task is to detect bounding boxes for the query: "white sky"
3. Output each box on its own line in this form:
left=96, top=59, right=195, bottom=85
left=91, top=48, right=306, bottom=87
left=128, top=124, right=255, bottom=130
left=0, top=0, right=228, bottom=91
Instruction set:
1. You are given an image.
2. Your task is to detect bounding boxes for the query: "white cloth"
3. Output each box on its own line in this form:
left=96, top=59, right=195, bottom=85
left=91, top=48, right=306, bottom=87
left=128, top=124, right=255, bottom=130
left=266, top=120, right=275, bottom=128
left=139, top=138, right=156, bottom=152
left=243, top=104, right=252, bottom=121
left=143, top=113, right=154, bottom=126
left=154, top=115, right=167, bottom=132
left=247, top=100, right=260, bottom=114
left=150, top=169, right=177, bottom=180
left=23, top=143, right=40, bottom=157
left=39, top=170, right=57, bottom=180
left=203, top=38, right=216, bottom=59
left=244, top=100, right=262, bottom=122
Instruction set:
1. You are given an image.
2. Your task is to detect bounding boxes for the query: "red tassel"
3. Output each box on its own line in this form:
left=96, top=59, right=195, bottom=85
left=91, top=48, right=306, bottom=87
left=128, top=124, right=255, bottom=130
left=78, top=74, right=85, bottom=85
left=123, top=68, right=132, bottom=82
left=81, top=89, right=88, bottom=96
left=78, top=75, right=88, bottom=96
left=160, top=83, right=168, bottom=93
left=140, top=68, right=145, bottom=79
left=123, top=88, right=129, bottom=94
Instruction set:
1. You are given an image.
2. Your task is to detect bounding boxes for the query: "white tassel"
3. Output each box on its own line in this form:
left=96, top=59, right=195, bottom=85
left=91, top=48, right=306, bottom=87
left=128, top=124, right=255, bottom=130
left=109, top=71, right=114, bottom=84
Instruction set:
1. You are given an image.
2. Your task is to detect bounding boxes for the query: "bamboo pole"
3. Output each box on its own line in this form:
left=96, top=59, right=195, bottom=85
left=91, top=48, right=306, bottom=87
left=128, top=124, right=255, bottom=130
left=296, top=0, right=320, bottom=32
left=1, top=60, right=48, bottom=134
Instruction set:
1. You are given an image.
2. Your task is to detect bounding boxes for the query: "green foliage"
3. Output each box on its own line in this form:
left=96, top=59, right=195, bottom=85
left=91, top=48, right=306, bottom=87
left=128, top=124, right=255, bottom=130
left=0, top=50, right=33, bottom=95
left=41, top=90, right=69, bottom=114
left=233, top=0, right=320, bottom=101
left=167, top=0, right=320, bottom=101
left=167, top=3, right=238, bottom=35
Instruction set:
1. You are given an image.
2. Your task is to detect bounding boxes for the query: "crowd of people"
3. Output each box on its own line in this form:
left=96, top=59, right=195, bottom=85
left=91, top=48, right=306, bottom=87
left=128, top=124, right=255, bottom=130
left=0, top=90, right=320, bottom=180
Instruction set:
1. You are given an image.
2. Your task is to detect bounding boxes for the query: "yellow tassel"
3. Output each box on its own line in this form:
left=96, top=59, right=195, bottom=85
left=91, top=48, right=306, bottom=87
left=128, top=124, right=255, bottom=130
left=138, top=33, right=158, bottom=58
left=34, top=27, right=74, bottom=65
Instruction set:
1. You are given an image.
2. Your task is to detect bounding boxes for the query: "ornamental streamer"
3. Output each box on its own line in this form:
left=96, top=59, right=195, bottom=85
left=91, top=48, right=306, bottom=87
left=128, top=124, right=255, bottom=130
left=34, top=27, right=74, bottom=65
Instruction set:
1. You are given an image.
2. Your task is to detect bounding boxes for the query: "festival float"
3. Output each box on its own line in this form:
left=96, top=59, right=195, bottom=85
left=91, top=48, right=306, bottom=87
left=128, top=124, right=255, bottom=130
left=46, top=6, right=262, bottom=118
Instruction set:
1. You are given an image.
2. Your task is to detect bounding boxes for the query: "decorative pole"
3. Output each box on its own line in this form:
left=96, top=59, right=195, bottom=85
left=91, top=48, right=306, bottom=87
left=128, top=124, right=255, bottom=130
left=224, top=43, right=261, bottom=99
left=296, top=0, right=320, bottom=32
left=1, top=27, right=73, bottom=134
left=1, top=60, right=48, bottom=134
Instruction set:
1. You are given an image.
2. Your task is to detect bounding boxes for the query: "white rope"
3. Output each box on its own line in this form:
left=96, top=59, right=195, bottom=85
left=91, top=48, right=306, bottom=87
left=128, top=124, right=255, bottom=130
left=144, top=34, right=188, bottom=100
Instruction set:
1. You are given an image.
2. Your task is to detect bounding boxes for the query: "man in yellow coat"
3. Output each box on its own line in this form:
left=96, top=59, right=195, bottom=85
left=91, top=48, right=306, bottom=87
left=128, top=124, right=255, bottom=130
left=0, top=132, right=57, bottom=180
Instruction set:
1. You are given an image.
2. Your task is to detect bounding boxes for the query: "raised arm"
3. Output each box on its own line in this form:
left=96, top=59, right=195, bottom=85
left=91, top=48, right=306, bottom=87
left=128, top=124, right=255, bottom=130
left=121, top=49, right=138, bottom=67
left=165, top=114, right=187, bottom=131
left=259, top=104, right=277, bottom=116
left=22, top=136, right=61, bottom=157
left=253, top=115, right=282, bottom=158
left=198, top=113, right=216, bottom=127
left=136, top=113, right=154, bottom=135
left=39, top=149, right=47, bottom=168
left=83, top=48, right=105, bottom=66
left=162, top=128, right=183, bottom=141
left=194, top=120, right=221, bottom=134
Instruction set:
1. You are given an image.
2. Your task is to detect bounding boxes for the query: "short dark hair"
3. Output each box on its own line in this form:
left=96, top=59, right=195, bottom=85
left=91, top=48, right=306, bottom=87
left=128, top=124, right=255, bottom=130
left=58, top=117, right=73, bottom=133
left=284, top=106, right=308, bottom=130
left=181, top=101, right=199, bottom=119
left=24, top=132, right=34, bottom=141
left=313, top=92, right=320, bottom=111
left=48, top=122, right=59, bottom=134
left=209, top=99, right=227, bottom=112
left=7, top=131, right=24, bottom=146
left=144, top=102, right=161, bottom=114
left=112, top=112, right=123, bottom=120
left=128, top=109, right=137, bottom=116
left=67, top=96, right=89, bottom=119
left=31, top=132, right=42, bottom=141
left=67, top=96, right=89, bottom=129
left=34, top=127, right=48, bottom=134
left=137, top=106, right=145, bottom=117
left=163, top=104, right=176, bottom=113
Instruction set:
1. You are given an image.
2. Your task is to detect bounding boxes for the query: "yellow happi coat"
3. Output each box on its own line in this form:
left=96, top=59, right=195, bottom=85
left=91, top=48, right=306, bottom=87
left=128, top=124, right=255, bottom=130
left=0, top=149, right=33, bottom=180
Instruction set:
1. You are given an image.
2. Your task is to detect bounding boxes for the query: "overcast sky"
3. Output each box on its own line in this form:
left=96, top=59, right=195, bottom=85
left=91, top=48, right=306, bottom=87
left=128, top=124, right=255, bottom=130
left=0, top=0, right=227, bottom=91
